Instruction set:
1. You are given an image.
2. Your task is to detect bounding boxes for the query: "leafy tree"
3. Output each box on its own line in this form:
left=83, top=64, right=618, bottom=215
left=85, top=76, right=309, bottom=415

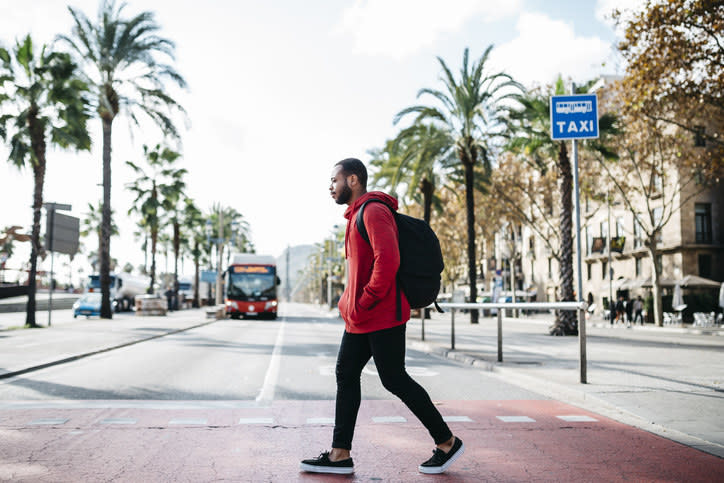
left=395, top=45, right=522, bottom=323
left=125, top=144, right=185, bottom=294
left=592, top=83, right=722, bottom=326
left=0, top=35, right=90, bottom=327
left=614, top=0, right=723, bottom=155
left=59, top=0, right=187, bottom=318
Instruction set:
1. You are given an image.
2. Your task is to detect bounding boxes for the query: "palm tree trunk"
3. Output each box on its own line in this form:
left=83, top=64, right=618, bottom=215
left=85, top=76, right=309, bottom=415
left=463, top=158, right=479, bottom=324
left=193, top=244, right=200, bottom=308
left=25, top=155, right=46, bottom=327
left=100, top=117, right=113, bottom=318
left=149, top=225, right=158, bottom=294
left=173, top=220, right=180, bottom=310
left=551, top=142, right=577, bottom=335
left=421, top=178, right=433, bottom=224
left=25, top=111, right=46, bottom=328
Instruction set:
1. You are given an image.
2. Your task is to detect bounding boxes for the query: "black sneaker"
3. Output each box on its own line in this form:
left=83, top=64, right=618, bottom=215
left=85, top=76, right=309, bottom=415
left=300, top=451, right=354, bottom=474
left=418, top=437, right=465, bottom=474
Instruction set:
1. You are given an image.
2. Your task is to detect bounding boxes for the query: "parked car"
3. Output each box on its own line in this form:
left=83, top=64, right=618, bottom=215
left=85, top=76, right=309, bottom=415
left=72, top=292, right=105, bottom=318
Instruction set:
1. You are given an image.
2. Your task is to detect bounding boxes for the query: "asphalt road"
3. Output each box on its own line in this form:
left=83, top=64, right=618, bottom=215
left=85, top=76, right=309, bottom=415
left=0, top=304, right=540, bottom=402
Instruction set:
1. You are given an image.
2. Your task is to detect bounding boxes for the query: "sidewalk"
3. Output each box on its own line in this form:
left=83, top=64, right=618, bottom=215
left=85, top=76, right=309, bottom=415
left=0, top=308, right=217, bottom=378
left=406, top=310, right=724, bottom=459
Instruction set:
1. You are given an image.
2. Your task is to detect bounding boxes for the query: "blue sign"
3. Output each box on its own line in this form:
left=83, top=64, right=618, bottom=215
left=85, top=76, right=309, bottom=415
left=200, top=270, right=217, bottom=284
left=550, top=94, right=599, bottom=140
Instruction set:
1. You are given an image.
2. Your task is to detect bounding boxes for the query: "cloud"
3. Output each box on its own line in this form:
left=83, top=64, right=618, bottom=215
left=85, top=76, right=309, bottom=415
left=490, top=12, right=613, bottom=87
left=335, top=0, right=521, bottom=58
left=595, top=0, right=646, bottom=24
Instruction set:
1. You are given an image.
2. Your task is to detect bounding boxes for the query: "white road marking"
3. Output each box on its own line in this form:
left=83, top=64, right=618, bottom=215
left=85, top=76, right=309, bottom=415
left=497, top=416, right=536, bottom=423
left=255, top=319, right=286, bottom=404
left=100, top=418, right=137, bottom=425
left=28, top=418, right=69, bottom=425
left=443, top=416, right=473, bottom=422
left=372, top=416, right=407, bottom=423
left=169, top=419, right=208, bottom=425
left=557, top=415, right=598, bottom=422
left=238, top=417, right=273, bottom=424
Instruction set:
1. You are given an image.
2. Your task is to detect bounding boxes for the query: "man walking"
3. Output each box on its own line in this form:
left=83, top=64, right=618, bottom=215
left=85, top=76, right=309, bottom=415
left=300, top=158, right=464, bottom=475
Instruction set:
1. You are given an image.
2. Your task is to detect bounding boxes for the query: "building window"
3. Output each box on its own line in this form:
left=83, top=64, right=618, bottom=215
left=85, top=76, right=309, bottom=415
left=633, top=217, right=643, bottom=249
left=698, top=254, right=712, bottom=278
left=653, top=207, right=663, bottom=243
left=616, top=217, right=625, bottom=237
left=651, top=173, right=663, bottom=194
left=600, top=221, right=608, bottom=239
left=695, top=203, right=712, bottom=243
left=602, top=260, right=607, bottom=280
left=548, top=257, right=553, bottom=279
left=587, top=263, right=592, bottom=280
left=635, top=257, right=642, bottom=277
left=585, top=226, right=591, bottom=255
left=656, top=254, right=663, bottom=274
left=531, top=259, right=535, bottom=283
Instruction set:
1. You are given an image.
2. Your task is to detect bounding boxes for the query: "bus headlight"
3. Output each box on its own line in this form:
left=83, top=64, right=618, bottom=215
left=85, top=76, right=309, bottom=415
left=265, top=301, right=277, bottom=310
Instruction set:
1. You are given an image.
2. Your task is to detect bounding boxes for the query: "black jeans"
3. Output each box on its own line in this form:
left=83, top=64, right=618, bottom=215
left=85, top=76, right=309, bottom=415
left=332, top=323, right=452, bottom=450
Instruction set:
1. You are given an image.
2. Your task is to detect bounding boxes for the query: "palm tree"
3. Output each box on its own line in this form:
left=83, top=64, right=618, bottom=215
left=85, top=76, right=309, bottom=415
left=506, top=79, right=618, bottom=335
left=80, top=201, right=119, bottom=271
left=58, top=0, right=187, bottom=318
left=395, top=46, right=522, bottom=323
left=181, top=198, right=206, bottom=307
left=0, top=35, right=90, bottom=327
left=371, top=123, right=452, bottom=224
left=162, top=185, right=187, bottom=310
left=125, top=144, right=185, bottom=295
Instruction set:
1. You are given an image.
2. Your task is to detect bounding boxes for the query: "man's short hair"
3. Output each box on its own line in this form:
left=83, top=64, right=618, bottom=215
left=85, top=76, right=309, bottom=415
left=335, top=158, right=367, bottom=188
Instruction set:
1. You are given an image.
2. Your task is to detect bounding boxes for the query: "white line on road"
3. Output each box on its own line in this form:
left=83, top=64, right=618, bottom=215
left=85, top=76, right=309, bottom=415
left=255, top=318, right=286, bottom=405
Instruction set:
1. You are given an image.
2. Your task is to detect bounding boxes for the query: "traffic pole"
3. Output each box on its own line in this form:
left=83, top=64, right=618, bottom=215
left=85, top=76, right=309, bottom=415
left=573, top=136, right=586, bottom=383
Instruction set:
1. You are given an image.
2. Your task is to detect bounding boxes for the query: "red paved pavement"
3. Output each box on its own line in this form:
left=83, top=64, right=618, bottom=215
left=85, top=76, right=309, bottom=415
left=1, top=400, right=722, bottom=482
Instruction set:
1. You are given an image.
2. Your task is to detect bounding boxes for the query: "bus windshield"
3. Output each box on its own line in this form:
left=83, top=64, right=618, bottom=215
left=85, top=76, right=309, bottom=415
left=228, top=271, right=276, bottom=301
left=88, top=275, right=116, bottom=289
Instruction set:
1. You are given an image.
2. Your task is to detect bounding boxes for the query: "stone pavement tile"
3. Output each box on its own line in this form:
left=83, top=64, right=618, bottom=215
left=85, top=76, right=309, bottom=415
left=1, top=400, right=723, bottom=482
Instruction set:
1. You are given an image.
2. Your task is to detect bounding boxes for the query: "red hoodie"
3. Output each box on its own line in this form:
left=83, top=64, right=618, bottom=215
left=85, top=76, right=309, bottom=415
left=337, top=191, right=410, bottom=333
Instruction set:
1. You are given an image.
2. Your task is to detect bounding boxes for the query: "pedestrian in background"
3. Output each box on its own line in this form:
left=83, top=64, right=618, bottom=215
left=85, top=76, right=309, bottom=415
left=615, top=296, right=625, bottom=324
left=633, top=296, right=644, bottom=325
left=300, top=158, right=464, bottom=475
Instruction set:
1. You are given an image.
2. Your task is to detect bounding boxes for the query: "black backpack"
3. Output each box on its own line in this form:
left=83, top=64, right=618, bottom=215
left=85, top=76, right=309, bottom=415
left=356, top=199, right=444, bottom=320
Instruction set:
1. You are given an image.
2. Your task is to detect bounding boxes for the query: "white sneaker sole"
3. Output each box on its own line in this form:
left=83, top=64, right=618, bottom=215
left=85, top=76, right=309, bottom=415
left=299, top=462, right=354, bottom=474
left=418, top=442, right=465, bottom=474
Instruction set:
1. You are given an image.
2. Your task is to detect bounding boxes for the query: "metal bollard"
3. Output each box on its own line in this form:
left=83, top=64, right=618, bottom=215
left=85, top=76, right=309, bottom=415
left=450, top=308, right=456, bottom=350
left=497, top=309, right=503, bottom=362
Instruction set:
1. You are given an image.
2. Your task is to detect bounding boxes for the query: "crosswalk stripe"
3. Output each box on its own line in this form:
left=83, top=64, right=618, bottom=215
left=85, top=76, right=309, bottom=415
left=169, top=419, right=208, bottom=425
left=372, top=416, right=407, bottom=423
left=28, top=418, right=69, bottom=425
left=238, top=417, right=274, bottom=424
left=557, top=415, right=598, bottom=422
left=100, top=418, right=137, bottom=425
left=443, top=416, right=473, bottom=422
left=497, top=416, right=536, bottom=423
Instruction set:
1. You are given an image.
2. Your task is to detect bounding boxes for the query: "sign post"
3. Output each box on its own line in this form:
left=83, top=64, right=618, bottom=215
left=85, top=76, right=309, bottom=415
left=44, top=203, right=77, bottom=326
left=551, top=89, right=599, bottom=384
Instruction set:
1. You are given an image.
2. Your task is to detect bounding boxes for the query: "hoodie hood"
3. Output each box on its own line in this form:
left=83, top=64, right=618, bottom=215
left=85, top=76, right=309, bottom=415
left=343, top=191, right=398, bottom=220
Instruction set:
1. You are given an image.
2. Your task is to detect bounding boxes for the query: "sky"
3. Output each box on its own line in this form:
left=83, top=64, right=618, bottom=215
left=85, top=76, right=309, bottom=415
left=0, top=0, right=644, bottom=284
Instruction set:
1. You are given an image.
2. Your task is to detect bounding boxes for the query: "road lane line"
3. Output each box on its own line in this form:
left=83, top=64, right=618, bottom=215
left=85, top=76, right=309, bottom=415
left=255, top=318, right=286, bottom=405
left=497, top=416, right=536, bottom=423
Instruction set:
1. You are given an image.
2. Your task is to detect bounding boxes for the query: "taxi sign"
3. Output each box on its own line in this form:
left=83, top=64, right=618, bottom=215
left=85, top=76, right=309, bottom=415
left=550, top=94, right=599, bottom=140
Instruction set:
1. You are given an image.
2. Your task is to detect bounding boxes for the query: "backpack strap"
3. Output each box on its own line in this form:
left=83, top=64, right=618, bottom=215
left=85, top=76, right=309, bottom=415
left=355, top=199, right=402, bottom=321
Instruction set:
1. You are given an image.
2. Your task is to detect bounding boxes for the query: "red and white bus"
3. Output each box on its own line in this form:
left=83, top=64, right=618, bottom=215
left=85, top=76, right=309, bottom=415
left=225, top=253, right=280, bottom=320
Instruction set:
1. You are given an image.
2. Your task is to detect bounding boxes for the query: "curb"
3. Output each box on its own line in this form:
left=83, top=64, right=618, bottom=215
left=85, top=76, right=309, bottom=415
left=408, top=338, right=724, bottom=460
left=0, top=318, right=220, bottom=380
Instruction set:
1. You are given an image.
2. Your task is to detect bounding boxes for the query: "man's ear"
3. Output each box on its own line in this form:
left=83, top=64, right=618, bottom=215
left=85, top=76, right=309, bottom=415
left=347, top=174, right=359, bottom=188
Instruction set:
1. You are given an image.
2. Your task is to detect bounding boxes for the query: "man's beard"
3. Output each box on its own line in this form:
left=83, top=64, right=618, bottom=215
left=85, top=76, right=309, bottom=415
left=336, top=182, right=352, bottom=205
